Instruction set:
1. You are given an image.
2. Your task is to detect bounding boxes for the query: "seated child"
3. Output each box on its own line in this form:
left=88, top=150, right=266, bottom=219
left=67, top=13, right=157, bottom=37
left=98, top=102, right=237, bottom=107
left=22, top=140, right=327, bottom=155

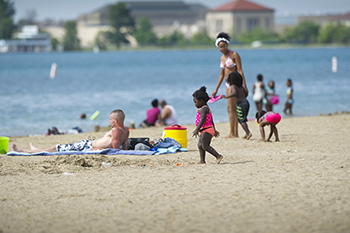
left=255, top=110, right=281, bottom=142
left=140, top=99, right=161, bottom=127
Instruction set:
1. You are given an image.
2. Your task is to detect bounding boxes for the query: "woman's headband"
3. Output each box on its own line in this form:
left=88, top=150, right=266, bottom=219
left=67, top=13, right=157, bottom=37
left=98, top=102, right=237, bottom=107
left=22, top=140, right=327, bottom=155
left=215, top=37, right=230, bottom=47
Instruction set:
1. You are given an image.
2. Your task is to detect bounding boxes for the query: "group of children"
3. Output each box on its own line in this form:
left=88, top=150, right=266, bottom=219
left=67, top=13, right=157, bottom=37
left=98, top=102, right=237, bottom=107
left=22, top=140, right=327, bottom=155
left=252, top=74, right=294, bottom=114
left=192, top=71, right=290, bottom=164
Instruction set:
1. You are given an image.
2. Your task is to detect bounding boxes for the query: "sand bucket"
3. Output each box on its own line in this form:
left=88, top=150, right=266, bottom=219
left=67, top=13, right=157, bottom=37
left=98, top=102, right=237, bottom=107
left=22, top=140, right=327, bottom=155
left=0, top=137, right=9, bottom=154
left=163, top=124, right=187, bottom=148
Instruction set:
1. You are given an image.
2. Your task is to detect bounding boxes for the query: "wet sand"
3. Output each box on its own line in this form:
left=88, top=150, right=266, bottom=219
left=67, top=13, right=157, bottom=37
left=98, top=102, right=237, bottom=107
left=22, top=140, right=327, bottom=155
left=1, top=113, right=349, bottom=233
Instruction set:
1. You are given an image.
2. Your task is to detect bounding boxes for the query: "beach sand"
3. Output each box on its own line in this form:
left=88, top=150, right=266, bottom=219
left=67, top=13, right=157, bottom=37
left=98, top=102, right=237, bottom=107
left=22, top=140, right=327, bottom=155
left=1, top=113, right=349, bottom=233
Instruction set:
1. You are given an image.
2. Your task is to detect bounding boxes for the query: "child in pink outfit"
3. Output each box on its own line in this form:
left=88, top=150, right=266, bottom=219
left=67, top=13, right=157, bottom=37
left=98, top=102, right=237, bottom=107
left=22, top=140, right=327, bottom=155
left=192, top=86, right=223, bottom=164
left=256, top=110, right=281, bottom=142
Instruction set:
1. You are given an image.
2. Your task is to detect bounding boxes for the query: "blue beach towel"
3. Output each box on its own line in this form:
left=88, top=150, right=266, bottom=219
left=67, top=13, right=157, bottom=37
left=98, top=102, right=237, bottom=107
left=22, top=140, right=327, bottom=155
left=7, top=147, right=188, bottom=156
left=7, top=148, right=155, bottom=156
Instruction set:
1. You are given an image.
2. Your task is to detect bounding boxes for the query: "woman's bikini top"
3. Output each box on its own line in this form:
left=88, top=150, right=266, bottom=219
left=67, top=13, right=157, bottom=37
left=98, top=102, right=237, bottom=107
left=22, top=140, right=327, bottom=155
left=220, top=50, right=236, bottom=69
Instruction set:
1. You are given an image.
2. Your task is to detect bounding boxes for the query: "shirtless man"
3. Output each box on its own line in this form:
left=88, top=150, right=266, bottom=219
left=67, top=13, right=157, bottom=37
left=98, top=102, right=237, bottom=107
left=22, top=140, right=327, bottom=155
left=12, top=109, right=130, bottom=153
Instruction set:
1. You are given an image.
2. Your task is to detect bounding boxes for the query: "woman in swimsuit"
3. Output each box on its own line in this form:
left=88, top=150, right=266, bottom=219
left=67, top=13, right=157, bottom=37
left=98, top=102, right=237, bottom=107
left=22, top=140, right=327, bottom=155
left=212, top=32, right=248, bottom=138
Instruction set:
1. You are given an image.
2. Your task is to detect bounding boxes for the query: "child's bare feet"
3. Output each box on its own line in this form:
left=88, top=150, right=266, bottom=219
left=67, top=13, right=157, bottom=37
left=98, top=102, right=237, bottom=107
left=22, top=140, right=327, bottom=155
left=246, top=133, right=252, bottom=140
left=275, top=139, right=280, bottom=142
left=197, top=161, right=206, bottom=164
left=258, top=139, right=266, bottom=142
left=12, top=144, right=24, bottom=152
left=217, top=155, right=223, bottom=164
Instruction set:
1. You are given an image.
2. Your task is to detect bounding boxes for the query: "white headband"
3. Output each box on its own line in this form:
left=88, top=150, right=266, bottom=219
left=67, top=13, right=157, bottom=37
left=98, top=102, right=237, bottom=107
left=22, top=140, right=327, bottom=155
left=215, top=38, right=230, bottom=47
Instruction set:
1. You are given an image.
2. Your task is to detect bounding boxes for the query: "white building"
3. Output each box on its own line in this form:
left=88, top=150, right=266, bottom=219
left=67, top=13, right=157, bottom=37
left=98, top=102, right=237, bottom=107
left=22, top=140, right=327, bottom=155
left=206, top=0, right=274, bottom=39
left=0, top=25, right=51, bottom=53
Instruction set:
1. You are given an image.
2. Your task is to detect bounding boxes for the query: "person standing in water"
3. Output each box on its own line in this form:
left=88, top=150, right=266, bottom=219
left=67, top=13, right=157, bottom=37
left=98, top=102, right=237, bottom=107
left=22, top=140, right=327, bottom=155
left=252, top=74, right=265, bottom=112
left=212, top=32, right=248, bottom=138
left=265, top=80, right=276, bottom=111
left=283, top=79, right=294, bottom=115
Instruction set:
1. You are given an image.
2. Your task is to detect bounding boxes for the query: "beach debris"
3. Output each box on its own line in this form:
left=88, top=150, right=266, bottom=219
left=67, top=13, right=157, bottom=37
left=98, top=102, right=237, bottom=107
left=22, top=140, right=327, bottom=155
left=89, top=111, right=100, bottom=120
left=177, top=163, right=182, bottom=166
left=62, top=172, right=74, bottom=175
left=101, top=162, right=112, bottom=167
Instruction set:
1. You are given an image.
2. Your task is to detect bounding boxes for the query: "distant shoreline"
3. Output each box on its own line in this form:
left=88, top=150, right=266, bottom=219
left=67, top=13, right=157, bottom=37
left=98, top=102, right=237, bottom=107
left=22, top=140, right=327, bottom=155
left=81, top=43, right=350, bottom=52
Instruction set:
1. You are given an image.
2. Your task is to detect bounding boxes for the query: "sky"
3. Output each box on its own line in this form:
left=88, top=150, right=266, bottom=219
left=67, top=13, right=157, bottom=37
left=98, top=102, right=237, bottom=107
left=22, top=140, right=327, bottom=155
left=11, top=0, right=350, bottom=22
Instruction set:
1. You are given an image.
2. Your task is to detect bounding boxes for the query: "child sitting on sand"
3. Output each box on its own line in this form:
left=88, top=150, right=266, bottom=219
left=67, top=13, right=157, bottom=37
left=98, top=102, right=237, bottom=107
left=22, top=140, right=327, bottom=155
left=220, top=72, right=252, bottom=140
left=256, top=110, right=281, bottom=142
left=192, top=86, right=223, bottom=164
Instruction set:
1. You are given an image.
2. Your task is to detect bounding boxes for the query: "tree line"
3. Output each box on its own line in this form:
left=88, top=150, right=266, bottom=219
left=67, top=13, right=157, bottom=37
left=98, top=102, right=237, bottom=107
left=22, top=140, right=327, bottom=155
left=1, top=0, right=349, bottom=52
left=69, top=2, right=350, bottom=50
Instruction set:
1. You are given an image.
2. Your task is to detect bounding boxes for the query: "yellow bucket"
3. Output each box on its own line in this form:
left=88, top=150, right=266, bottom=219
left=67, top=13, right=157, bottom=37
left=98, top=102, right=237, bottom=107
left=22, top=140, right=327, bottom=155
left=0, top=137, right=9, bottom=154
left=163, top=124, right=187, bottom=148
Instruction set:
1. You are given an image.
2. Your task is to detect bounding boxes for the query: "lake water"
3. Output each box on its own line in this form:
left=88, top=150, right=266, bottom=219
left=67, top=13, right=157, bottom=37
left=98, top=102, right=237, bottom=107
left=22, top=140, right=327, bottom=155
left=1, top=46, right=349, bottom=136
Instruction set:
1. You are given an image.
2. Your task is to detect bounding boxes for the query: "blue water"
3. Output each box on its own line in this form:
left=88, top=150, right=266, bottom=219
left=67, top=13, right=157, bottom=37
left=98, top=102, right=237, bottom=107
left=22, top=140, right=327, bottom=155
left=1, top=47, right=349, bottom=136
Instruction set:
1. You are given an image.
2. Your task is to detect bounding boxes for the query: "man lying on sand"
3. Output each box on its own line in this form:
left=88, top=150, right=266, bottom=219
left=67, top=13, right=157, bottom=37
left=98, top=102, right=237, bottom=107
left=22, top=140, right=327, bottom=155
left=13, top=110, right=130, bottom=153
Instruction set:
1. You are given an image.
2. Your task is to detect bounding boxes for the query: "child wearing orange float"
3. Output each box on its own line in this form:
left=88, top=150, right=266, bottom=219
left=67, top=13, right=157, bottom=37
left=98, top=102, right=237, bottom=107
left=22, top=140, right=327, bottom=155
left=256, top=110, right=281, bottom=142
left=192, top=86, right=223, bottom=164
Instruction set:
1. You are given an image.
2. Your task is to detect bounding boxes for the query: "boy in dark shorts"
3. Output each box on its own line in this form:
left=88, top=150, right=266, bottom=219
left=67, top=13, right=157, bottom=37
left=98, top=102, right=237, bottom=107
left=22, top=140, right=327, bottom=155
left=220, top=72, right=252, bottom=140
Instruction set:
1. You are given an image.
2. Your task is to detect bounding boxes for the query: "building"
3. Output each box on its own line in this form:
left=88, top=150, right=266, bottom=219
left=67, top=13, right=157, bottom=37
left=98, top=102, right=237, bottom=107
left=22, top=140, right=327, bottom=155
left=78, top=1, right=208, bottom=39
left=0, top=25, right=51, bottom=53
left=206, top=0, right=274, bottom=39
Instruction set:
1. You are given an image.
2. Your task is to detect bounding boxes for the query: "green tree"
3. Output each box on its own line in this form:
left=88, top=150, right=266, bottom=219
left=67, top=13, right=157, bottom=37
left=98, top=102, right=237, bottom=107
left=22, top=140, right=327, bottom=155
left=332, top=24, right=350, bottom=44
left=189, top=31, right=213, bottom=45
left=158, top=30, right=186, bottom=46
left=51, top=37, right=59, bottom=51
left=133, top=17, right=157, bottom=46
left=94, top=31, right=109, bottom=50
left=318, top=23, right=335, bottom=43
left=282, top=20, right=320, bottom=43
left=63, top=20, right=80, bottom=51
left=236, top=28, right=280, bottom=44
left=107, top=2, right=135, bottom=47
left=0, top=0, right=15, bottom=39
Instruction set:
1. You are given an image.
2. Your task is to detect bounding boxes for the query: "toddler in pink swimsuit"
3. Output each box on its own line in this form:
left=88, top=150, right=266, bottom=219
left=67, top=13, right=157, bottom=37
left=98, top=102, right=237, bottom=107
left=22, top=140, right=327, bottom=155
left=256, top=110, right=281, bottom=142
left=192, top=86, right=223, bottom=164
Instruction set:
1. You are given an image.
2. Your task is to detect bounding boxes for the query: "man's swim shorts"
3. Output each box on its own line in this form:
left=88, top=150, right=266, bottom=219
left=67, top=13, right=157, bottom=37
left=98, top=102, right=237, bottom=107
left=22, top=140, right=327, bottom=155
left=56, top=139, right=92, bottom=152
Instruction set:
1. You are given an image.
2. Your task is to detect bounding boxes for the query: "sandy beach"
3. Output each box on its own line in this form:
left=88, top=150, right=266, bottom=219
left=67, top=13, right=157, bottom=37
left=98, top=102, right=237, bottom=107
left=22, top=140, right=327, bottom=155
left=1, top=113, right=349, bottom=233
